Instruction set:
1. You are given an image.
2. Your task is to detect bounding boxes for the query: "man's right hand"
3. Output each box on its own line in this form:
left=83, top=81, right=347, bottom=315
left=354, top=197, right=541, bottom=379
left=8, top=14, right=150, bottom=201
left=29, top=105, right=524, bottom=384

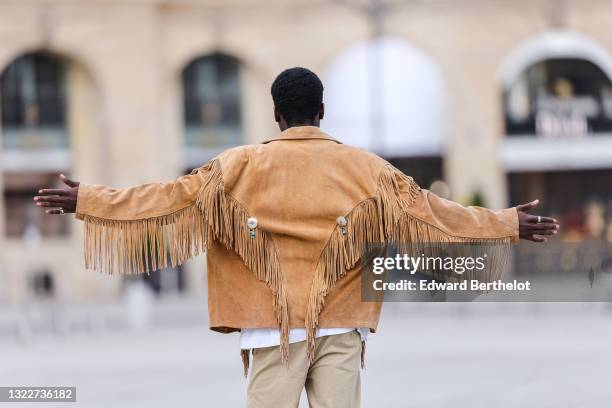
left=33, top=174, right=80, bottom=214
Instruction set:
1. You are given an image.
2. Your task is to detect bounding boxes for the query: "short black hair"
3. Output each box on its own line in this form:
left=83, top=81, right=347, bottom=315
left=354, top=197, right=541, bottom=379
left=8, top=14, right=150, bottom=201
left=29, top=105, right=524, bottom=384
left=271, top=67, right=323, bottom=125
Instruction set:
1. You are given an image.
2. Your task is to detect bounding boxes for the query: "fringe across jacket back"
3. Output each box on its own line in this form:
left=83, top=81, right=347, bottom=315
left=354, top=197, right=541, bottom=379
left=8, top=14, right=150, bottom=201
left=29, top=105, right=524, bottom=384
left=75, top=126, right=519, bottom=365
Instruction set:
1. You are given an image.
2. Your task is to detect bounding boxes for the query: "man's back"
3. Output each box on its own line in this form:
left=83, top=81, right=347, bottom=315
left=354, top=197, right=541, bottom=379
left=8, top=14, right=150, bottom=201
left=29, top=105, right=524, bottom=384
left=204, top=125, right=390, bottom=358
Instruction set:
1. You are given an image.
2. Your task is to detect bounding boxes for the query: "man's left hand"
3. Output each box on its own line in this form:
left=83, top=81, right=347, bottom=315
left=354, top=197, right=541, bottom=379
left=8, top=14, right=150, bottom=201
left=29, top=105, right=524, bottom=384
left=516, top=199, right=559, bottom=242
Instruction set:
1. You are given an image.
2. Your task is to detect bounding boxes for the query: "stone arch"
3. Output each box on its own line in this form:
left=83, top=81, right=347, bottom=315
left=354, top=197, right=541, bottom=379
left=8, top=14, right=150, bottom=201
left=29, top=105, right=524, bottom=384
left=322, top=37, right=447, bottom=158
left=499, top=30, right=612, bottom=90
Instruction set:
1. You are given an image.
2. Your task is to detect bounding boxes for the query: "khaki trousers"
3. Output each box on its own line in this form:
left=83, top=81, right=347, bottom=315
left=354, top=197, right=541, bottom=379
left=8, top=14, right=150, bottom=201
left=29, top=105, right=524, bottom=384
left=246, top=330, right=362, bottom=408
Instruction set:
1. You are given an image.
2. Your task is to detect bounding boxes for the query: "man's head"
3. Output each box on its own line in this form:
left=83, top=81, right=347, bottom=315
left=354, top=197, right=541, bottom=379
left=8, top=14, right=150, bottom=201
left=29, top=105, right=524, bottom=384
left=271, top=67, right=324, bottom=130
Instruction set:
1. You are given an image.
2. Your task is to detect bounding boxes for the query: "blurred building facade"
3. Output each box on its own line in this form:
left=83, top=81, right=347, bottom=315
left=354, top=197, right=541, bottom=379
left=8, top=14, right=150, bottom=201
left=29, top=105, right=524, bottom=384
left=1, top=0, right=611, bottom=302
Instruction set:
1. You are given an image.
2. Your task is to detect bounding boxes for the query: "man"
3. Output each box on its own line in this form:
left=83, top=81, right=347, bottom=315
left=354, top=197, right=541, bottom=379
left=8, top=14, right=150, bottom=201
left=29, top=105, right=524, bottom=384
left=34, top=67, right=558, bottom=407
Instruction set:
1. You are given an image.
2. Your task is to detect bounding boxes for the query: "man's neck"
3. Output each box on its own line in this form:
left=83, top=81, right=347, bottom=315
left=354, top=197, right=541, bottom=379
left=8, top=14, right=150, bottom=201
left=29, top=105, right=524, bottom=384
left=280, top=121, right=319, bottom=131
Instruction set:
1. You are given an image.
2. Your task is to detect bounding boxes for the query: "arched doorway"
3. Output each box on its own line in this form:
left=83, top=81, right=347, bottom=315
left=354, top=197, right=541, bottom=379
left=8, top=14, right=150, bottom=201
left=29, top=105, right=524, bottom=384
left=1, top=52, right=70, bottom=241
left=500, top=32, right=612, bottom=275
left=504, top=58, right=612, bottom=138
left=1, top=50, right=101, bottom=300
left=323, top=37, right=448, bottom=193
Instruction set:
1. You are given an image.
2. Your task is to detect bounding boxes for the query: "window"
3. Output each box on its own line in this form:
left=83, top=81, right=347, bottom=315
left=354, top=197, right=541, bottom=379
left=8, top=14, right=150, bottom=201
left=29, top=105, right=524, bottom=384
left=509, top=169, right=612, bottom=276
left=2, top=52, right=70, bottom=238
left=388, top=157, right=444, bottom=194
left=182, top=53, right=242, bottom=149
left=504, top=58, right=612, bottom=137
left=0, top=52, right=68, bottom=149
left=509, top=169, right=612, bottom=242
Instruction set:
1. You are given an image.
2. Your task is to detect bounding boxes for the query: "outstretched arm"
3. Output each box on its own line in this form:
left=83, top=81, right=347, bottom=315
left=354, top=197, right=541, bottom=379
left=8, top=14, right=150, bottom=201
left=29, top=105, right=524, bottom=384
left=33, top=163, right=216, bottom=274
left=414, top=190, right=559, bottom=243
left=34, top=171, right=206, bottom=220
left=381, top=166, right=560, bottom=283
left=388, top=166, right=559, bottom=243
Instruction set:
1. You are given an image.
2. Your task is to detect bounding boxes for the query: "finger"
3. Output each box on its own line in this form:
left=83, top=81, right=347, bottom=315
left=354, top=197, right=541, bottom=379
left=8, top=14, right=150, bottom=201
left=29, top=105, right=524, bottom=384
left=526, top=215, right=557, bottom=224
left=526, top=228, right=558, bottom=235
left=516, top=199, right=539, bottom=212
left=529, top=228, right=557, bottom=236
left=45, top=208, right=65, bottom=215
left=529, top=223, right=559, bottom=232
left=528, top=235, right=547, bottom=243
left=37, top=189, right=69, bottom=196
left=60, top=174, right=79, bottom=188
left=36, top=201, right=69, bottom=208
left=34, top=196, right=70, bottom=205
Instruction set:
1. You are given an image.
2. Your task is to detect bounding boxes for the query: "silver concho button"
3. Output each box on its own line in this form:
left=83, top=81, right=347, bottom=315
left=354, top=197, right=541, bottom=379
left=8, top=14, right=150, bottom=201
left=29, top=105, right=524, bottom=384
left=336, top=216, right=347, bottom=227
left=247, top=217, right=258, bottom=230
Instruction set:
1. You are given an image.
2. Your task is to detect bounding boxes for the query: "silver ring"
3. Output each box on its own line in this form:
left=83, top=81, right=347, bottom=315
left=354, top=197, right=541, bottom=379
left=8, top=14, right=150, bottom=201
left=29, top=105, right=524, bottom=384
left=537, top=216, right=541, bottom=223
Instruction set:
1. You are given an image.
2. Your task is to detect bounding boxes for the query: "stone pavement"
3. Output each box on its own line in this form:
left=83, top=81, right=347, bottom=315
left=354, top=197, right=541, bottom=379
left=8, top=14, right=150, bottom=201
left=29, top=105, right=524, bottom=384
left=1, top=302, right=611, bottom=407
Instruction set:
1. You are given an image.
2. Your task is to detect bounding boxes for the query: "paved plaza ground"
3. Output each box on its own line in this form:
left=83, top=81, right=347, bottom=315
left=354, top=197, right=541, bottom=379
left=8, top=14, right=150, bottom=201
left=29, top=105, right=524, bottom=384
left=1, top=301, right=611, bottom=407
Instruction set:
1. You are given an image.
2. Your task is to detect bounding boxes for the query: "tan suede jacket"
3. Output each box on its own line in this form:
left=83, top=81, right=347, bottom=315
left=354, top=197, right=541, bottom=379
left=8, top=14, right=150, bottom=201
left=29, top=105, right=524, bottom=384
left=75, top=126, right=518, bottom=366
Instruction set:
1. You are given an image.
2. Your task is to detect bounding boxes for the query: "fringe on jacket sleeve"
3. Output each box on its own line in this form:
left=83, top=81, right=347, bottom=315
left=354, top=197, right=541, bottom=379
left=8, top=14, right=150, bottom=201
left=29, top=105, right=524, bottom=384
left=75, top=159, right=291, bottom=366
left=304, top=164, right=519, bottom=362
left=75, top=162, right=215, bottom=274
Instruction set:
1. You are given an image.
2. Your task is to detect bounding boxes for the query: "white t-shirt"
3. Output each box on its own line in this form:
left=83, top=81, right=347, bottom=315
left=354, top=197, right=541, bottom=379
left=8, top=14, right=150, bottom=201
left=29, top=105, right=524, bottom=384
left=241, top=327, right=369, bottom=349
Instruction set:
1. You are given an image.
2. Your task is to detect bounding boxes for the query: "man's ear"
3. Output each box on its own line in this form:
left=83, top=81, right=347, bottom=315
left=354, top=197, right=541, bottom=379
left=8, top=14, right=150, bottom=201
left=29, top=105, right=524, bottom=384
left=274, top=106, right=281, bottom=123
left=319, top=103, right=325, bottom=120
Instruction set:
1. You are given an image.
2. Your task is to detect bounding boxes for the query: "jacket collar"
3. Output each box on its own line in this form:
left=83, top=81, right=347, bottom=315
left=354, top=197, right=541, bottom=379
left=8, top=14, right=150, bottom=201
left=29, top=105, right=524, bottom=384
left=262, top=126, right=342, bottom=144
